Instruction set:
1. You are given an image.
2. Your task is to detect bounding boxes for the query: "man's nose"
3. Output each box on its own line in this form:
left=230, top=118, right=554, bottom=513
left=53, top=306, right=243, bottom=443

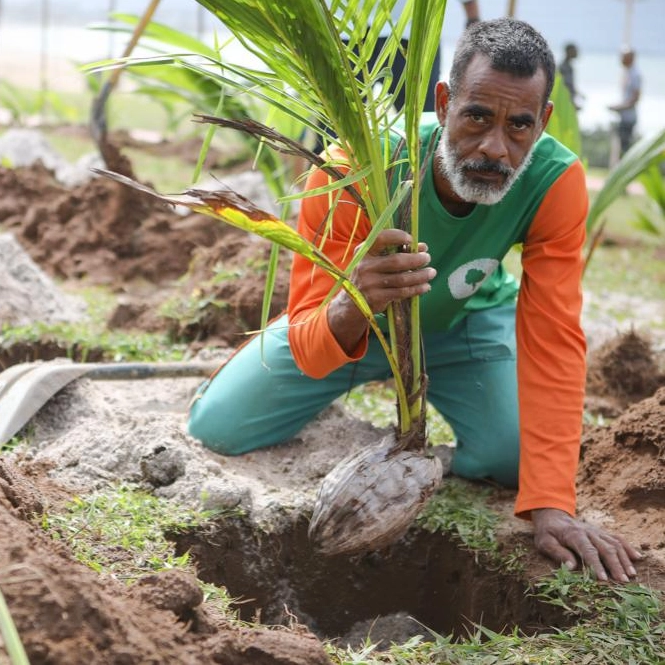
left=478, top=126, right=508, bottom=161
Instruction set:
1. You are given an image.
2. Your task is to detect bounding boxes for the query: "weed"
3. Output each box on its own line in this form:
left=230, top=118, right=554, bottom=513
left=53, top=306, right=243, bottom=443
left=158, top=289, right=230, bottom=328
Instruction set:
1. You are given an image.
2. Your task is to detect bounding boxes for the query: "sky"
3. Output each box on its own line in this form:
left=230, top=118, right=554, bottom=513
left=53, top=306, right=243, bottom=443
left=442, top=0, right=665, bottom=56
left=3, top=1, right=665, bottom=57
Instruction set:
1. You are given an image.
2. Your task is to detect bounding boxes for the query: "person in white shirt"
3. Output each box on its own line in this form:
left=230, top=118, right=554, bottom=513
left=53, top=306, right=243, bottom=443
left=608, top=47, right=642, bottom=156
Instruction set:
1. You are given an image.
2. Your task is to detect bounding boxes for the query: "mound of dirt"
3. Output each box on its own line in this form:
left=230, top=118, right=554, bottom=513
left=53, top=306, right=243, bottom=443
left=0, top=147, right=290, bottom=348
left=0, top=459, right=331, bottom=665
left=586, top=329, right=665, bottom=413
left=577, top=387, right=665, bottom=588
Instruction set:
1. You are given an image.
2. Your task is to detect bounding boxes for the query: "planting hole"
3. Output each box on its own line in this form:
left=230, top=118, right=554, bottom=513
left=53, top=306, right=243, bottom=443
left=173, top=515, right=566, bottom=648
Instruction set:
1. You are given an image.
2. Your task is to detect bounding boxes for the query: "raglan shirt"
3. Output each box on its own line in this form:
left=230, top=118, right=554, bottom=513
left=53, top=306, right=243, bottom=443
left=287, top=116, right=588, bottom=519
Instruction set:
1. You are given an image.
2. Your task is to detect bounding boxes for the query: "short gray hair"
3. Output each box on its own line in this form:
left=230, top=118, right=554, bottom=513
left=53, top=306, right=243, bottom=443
left=449, top=18, right=555, bottom=111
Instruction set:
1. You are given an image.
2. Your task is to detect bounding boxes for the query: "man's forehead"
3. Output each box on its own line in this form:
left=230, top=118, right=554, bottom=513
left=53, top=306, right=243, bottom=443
left=455, top=53, right=548, bottom=105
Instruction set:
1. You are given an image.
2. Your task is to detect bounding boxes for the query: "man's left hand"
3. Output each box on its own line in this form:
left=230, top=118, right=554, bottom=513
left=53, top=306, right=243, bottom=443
left=532, top=508, right=643, bottom=583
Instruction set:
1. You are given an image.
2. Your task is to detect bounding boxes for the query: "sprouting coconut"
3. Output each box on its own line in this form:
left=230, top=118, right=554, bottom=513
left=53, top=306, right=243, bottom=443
left=308, top=431, right=443, bottom=556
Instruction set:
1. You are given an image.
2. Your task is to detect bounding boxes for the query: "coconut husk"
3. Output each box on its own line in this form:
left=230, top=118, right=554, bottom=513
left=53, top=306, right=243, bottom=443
left=308, top=431, right=443, bottom=556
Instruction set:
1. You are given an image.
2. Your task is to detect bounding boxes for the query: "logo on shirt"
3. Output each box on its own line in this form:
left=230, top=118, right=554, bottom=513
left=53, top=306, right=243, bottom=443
left=447, top=258, right=499, bottom=300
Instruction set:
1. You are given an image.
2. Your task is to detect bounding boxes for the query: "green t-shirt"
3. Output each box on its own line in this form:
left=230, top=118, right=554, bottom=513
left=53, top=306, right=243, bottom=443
left=388, top=114, right=578, bottom=332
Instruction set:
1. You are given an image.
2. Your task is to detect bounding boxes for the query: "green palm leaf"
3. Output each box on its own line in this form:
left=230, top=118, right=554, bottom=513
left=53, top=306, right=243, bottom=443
left=547, top=73, right=582, bottom=157
left=193, top=0, right=445, bottom=439
left=93, top=167, right=411, bottom=421
left=89, top=0, right=447, bottom=441
left=587, top=128, right=665, bottom=234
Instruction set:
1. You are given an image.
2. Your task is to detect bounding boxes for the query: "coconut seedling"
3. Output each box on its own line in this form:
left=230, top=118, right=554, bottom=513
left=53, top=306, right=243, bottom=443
left=97, top=0, right=448, bottom=556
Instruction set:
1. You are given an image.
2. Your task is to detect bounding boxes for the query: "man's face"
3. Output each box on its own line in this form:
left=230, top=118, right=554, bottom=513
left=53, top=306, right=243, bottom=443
left=621, top=51, right=635, bottom=67
left=435, top=54, right=552, bottom=206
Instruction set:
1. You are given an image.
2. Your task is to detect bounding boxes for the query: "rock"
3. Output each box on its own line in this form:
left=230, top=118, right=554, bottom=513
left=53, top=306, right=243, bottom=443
left=0, top=232, right=87, bottom=326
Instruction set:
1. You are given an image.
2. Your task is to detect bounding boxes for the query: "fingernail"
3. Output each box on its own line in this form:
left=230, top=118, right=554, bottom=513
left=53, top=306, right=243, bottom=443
left=629, top=566, right=636, bottom=576
left=565, top=560, right=575, bottom=570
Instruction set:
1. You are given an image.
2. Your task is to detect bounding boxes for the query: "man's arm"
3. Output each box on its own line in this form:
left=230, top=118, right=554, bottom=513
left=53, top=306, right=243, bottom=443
left=608, top=86, right=641, bottom=112
left=609, top=70, right=641, bottom=112
left=327, top=230, right=435, bottom=355
left=288, top=161, right=434, bottom=377
left=516, top=159, right=642, bottom=582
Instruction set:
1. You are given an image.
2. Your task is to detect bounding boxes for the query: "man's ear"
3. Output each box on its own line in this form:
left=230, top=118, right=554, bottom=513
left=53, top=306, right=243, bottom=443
left=435, top=81, right=450, bottom=126
left=540, top=101, right=554, bottom=133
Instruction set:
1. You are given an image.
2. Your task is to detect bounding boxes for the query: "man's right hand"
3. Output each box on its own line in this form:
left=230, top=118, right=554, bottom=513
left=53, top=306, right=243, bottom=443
left=327, top=229, right=436, bottom=355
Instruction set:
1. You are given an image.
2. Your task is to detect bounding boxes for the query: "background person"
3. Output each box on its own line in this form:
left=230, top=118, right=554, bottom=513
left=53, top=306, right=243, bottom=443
left=189, top=18, right=642, bottom=584
left=608, top=46, right=642, bottom=158
left=558, top=42, right=584, bottom=110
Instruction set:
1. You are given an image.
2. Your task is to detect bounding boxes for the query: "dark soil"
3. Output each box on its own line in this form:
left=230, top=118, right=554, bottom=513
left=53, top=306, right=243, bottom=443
left=1, top=132, right=664, bottom=664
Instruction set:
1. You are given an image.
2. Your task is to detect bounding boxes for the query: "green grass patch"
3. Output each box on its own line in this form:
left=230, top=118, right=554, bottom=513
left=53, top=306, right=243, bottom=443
left=0, top=283, right=191, bottom=361
left=417, top=478, right=513, bottom=567
left=584, top=243, right=665, bottom=309
left=41, top=483, right=231, bottom=579
left=39, top=483, right=242, bottom=621
left=0, top=319, right=187, bottom=363
left=324, top=568, right=665, bottom=664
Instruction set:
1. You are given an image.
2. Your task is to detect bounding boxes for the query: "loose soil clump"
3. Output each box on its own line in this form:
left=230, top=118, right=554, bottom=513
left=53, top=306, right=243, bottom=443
left=586, top=328, right=665, bottom=412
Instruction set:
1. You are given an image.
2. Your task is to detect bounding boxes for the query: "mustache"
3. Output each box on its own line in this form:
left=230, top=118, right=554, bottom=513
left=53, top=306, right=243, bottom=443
left=461, top=159, right=513, bottom=177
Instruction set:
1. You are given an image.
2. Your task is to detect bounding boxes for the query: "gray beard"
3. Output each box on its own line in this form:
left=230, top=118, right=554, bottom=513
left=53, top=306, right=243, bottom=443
left=436, top=124, right=535, bottom=206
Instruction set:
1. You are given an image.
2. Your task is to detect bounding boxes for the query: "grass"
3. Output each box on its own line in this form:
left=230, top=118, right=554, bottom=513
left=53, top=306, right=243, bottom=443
left=39, top=483, right=241, bottom=618
left=418, top=478, right=510, bottom=566
left=322, top=570, right=665, bottom=663
left=41, top=484, right=215, bottom=579
left=0, top=284, right=193, bottom=362
left=0, top=319, right=188, bottom=364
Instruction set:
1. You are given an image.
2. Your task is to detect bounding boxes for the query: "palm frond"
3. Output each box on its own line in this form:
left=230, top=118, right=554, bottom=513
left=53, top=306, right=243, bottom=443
left=587, top=127, right=665, bottom=234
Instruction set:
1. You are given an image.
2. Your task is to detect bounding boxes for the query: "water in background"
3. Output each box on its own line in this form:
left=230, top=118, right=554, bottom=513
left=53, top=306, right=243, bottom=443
left=0, top=3, right=663, bottom=138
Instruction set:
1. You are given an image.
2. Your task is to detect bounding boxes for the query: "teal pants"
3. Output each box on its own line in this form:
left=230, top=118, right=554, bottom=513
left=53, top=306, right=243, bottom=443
left=188, top=304, right=520, bottom=487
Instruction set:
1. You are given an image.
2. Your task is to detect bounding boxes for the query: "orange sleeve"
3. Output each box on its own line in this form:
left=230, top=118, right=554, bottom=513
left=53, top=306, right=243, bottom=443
left=514, top=160, right=588, bottom=519
left=287, top=155, right=373, bottom=378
